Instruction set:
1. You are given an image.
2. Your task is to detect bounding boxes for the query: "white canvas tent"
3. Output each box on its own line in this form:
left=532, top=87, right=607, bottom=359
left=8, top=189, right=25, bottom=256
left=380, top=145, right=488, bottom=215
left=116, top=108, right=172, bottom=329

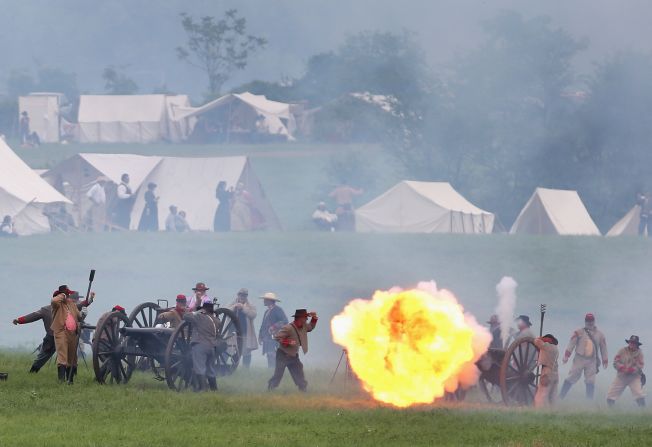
left=44, top=153, right=280, bottom=231
left=19, top=93, right=63, bottom=143
left=607, top=206, right=645, bottom=236
left=355, top=181, right=496, bottom=233
left=509, top=187, right=601, bottom=236
left=173, top=92, right=296, bottom=141
left=78, top=94, right=192, bottom=143
left=130, top=156, right=280, bottom=231
left=0, top=140, right=71, bottom=235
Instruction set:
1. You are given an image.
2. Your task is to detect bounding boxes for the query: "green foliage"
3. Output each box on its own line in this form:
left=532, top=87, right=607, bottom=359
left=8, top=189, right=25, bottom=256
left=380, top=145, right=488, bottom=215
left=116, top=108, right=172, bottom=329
left=102, top=66, right=139, bottom=95
left=0, top=97, right=18, bottom=136
left=6, top=67, right=78, bottom=100
left=176, top=9, right=267, bottom=98
left=6, top=70, right=35, bottom=98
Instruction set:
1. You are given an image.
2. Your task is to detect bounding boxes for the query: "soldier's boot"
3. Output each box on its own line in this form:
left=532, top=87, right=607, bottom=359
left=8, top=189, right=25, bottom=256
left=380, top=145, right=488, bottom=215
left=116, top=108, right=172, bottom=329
left=207, top=376, right=217, bottom=391
left=66, top=367, right=74, bottom=384
left=559, top=380, right=573, bottom=399
left=585, top=383, right=595, bottom=400
left=57, top=365, right=66, bottom=383
left=607, top=399, right=615, bottom=408
left=636, top=398, right=646, bottom=408
left=29, top=365, right=39, bottom=373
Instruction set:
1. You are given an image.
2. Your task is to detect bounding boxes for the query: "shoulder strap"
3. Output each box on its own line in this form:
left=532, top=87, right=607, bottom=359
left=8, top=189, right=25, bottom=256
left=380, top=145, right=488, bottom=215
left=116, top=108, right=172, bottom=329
left=290, top=323, right=302, bottom=346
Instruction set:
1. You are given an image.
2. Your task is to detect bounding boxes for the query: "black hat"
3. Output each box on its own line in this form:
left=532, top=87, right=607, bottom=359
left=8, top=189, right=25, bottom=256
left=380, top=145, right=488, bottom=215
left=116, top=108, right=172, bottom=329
left=292, top=309, right=309, bottom=318
left=542, top=334, right=558, bottom=345
left=57, top=285, right=72, bottom=295
left=202, top=300, right=214, bottom=311
left=626, top=335, right=642, bottom=346
left=516, top=315, right=532, bottom=327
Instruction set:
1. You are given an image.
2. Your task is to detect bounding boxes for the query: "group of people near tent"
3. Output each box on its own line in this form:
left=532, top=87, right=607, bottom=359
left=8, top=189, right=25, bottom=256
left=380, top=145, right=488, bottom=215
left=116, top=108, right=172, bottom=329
left=311, top=183, right=364, bottom=232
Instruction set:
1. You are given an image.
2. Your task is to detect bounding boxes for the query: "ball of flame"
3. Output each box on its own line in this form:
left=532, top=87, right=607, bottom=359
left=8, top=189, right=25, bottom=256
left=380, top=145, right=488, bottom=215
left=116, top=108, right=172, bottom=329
left=331, top=281, right=491, bottom=408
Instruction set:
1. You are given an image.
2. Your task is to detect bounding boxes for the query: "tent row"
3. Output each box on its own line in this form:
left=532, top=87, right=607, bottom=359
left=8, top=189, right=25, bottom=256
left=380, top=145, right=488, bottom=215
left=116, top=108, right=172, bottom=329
left=18, top=92, right=298, bottom=144
left=42, top=153, right=280, bottom=232
left=354, top=181, right=635, bottom=236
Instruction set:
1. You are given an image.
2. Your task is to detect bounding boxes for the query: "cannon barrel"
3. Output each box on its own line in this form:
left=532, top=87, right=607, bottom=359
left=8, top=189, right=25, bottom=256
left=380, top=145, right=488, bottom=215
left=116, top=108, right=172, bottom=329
left=120, top=327, right=175, bottom=337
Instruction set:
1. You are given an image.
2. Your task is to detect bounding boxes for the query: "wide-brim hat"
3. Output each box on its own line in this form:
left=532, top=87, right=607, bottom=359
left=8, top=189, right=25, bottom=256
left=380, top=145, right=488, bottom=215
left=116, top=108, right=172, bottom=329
left=626, top=335, right=642, bottom=346
left=515, top=315, right=532, bottom=327
left=292, top=309, right=309, bottom=318
left=192, top=282, right=209, bottom=292
left=259, top=292, right=280, bottom=302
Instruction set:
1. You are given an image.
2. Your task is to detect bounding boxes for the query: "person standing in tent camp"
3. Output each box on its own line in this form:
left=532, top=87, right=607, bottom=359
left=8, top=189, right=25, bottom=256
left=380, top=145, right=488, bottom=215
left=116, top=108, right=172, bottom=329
left=86, top=177, right=107, bottom=232
left=213, top=181, right=233, bottom=232
left=19, top=111, right=30, bottom=146
left=636, top=191, right=651, bottom=236
left=113, top=173, right=134, bottom=230
left=329, top=182, right=364, bottom=210
left=138, top=182, right=159, bottom=231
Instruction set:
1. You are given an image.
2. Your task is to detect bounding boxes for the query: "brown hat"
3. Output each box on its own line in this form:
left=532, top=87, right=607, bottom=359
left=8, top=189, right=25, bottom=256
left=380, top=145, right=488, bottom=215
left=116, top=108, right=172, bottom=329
left=292, top=309, right=309, bottom=318
left=626, top=335, right=642, bottom=346
left=192, top=282, right=209, bottom=292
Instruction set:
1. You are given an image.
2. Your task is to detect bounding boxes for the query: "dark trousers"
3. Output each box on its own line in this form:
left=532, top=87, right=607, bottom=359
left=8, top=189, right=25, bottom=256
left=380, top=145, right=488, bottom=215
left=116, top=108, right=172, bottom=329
left=243, top=352, right=252, bottom=368
left=639, top=215, right=649, bottom=236
left=268, top=350, right=307, bottom=391
left=31, top=335, right=56, bottom=372
left=266, top=351, right=276, bottom=368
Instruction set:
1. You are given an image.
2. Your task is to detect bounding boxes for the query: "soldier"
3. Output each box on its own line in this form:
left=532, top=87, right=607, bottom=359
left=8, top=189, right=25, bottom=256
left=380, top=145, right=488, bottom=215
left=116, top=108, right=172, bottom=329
left=487, top=314, right=503, bottom=349
left=267, top=309, right=318, bottom=392
left=559, top=313, right=608, bottom=400
left=157, top=295, right=187, bottom=328
left=188, top=282, right=210, bottom=311
left=514, top=315, right=534, bottom=340
left=51, top=285, right=83, bottom=383
left=183, top=300, right=219, bottom=392
left=534, top=334, right=559, bottom=408
left=13, top=290, right=94, bottom=374
left=227, top=288, right=257, bottom=368
left=258, top=292, right=288, bottom=368
left=607, top=335, right=645, bottom=408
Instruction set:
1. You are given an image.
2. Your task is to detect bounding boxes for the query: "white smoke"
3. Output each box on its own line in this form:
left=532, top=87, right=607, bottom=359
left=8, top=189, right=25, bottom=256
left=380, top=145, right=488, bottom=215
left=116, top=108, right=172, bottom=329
left=495, top=276, right=518, bottom=346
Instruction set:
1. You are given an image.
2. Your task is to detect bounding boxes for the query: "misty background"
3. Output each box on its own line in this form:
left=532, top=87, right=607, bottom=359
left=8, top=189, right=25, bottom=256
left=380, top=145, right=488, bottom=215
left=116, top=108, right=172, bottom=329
left=0, top=0, right=651, bottom=400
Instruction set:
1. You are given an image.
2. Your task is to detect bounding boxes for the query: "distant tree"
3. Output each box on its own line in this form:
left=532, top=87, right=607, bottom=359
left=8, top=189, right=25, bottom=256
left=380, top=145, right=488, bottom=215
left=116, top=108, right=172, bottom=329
left=176, top=10, right=267, bottom=99
left=102, top=66, right=139, bottom=95
left=35, top=67, right=79, bottom=99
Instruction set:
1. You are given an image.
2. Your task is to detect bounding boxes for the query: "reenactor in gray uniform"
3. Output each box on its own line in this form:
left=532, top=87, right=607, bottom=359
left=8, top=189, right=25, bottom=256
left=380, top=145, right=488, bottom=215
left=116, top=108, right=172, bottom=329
left=559, top=313, right=608, bottom=400
left=534, top=334, right=559, bottom=408
left=183, top=300, right=219, bottom=392
left=607, top=335, right=645, bottom=408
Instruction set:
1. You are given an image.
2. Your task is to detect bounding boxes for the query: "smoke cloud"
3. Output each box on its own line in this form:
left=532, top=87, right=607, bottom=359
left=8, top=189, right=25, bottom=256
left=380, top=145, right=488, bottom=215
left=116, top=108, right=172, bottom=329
left=495, top=276, right=518, bottom=346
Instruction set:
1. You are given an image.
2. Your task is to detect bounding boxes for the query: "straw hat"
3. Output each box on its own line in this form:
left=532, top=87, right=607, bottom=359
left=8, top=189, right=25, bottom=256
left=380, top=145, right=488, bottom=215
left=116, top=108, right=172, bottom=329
left=259, top=292, right=280, bottom=302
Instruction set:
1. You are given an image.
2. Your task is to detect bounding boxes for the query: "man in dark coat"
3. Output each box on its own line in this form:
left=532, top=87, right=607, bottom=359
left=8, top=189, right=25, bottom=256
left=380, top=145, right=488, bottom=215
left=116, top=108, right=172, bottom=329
left=13, top=290, right=94, bottom=374
left=258, top=292, right=288, bottom=368
left=183, top=300, right=220, bottom=392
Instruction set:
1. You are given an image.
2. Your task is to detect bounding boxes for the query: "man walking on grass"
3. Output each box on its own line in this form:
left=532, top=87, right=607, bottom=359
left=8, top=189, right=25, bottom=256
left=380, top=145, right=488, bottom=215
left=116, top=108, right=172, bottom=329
left=267, top=309, right=318, bottom=392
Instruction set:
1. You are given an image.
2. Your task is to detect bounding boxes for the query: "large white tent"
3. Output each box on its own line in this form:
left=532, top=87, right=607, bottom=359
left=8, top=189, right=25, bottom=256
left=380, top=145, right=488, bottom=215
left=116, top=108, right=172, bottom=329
left=509, top=187, right=601, bottom=236
left=77, top=94, right=192, bottom=143
left=130, top=156, right=280, bottom=231
left=355, top=181, right=496, bottom=233
left=19, top=93, right=63, bottom=143
left=174, top=92, right=296, bottom=141
left=606, top=205, right=645, bottom=236
left=44, top=153, right=279, bottom=231
left=0, top=140, right=71, bottom=235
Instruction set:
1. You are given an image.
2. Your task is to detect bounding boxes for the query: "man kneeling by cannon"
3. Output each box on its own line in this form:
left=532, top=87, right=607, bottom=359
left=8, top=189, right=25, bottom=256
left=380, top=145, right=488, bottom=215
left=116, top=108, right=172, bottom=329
left=183, top=299, right=219, bottom=392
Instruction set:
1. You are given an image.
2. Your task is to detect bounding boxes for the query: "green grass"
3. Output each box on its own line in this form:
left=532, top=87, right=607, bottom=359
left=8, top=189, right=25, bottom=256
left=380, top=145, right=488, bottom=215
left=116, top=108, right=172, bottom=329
left=1, top=352, right=651, bottom=447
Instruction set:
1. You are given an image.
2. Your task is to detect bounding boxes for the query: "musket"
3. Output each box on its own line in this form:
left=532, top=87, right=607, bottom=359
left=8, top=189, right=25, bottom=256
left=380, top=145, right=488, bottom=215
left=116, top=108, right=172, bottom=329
left=84, top=269, right=96, bottom=306
left=535, top=304, right=546, bottom=386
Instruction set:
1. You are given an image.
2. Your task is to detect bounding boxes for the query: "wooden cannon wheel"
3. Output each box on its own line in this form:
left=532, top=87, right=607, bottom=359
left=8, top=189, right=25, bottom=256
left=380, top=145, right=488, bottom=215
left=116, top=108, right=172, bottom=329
left=92, top=311, right=133, bottom=384
left=499, top=337, right=539, bottom=406
left=164, top=321, right=193, bottom=391
left=214, top=308, right=243, bottom=377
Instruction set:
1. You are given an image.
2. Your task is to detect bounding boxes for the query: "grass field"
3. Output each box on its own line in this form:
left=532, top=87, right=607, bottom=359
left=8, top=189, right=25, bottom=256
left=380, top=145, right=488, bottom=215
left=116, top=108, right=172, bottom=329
left=1, top=351, right=651, bottom=447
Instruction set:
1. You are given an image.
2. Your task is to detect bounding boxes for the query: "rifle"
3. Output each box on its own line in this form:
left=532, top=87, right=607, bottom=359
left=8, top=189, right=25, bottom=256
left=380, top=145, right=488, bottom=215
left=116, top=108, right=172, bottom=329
left=535, top=304, right=546, bottom=386
left=84, top=269, right=96, bottom=305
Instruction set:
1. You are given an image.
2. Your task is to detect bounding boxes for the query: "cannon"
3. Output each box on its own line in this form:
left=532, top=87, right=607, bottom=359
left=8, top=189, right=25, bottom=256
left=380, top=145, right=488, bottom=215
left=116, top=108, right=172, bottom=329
left=92, top=301, right=243, bottom=390
left=474, top=337, right=540, bottom=406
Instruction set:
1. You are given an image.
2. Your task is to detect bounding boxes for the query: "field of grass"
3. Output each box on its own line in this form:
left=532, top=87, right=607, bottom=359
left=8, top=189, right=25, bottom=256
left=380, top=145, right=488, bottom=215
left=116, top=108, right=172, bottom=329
left=1, top=351, right=651, bottom=447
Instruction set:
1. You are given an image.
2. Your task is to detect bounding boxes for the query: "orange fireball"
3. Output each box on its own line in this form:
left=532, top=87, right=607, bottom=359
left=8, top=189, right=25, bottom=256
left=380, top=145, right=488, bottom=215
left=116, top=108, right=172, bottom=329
left=331, top=281, right=491, bottom=408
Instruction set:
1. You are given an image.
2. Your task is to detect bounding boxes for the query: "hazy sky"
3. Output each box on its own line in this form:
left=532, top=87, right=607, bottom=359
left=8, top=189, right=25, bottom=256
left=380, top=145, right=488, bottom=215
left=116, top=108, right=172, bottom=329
left=0, top=0, right=650, bottom=99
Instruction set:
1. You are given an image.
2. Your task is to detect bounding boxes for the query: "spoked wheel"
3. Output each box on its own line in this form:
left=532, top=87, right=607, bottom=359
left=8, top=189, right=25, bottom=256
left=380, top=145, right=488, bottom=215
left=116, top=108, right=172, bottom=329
left=479, top=376, right=503, bottom=404
left=92, top=311, right=133, bottom=384
left=127, top=302, right=161, bottom=373
left=214, top=308, right=243, bottom=376
left=165, top=321, right=193, bottom=391
left=500, top=337, right=539, bottom=406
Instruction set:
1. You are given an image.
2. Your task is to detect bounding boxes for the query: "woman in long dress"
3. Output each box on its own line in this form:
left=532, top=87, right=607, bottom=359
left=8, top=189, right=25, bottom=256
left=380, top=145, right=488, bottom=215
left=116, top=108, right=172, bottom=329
left=138, top=182, right=159, bottom=231
left=213, top=181, right=233, bottom=232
